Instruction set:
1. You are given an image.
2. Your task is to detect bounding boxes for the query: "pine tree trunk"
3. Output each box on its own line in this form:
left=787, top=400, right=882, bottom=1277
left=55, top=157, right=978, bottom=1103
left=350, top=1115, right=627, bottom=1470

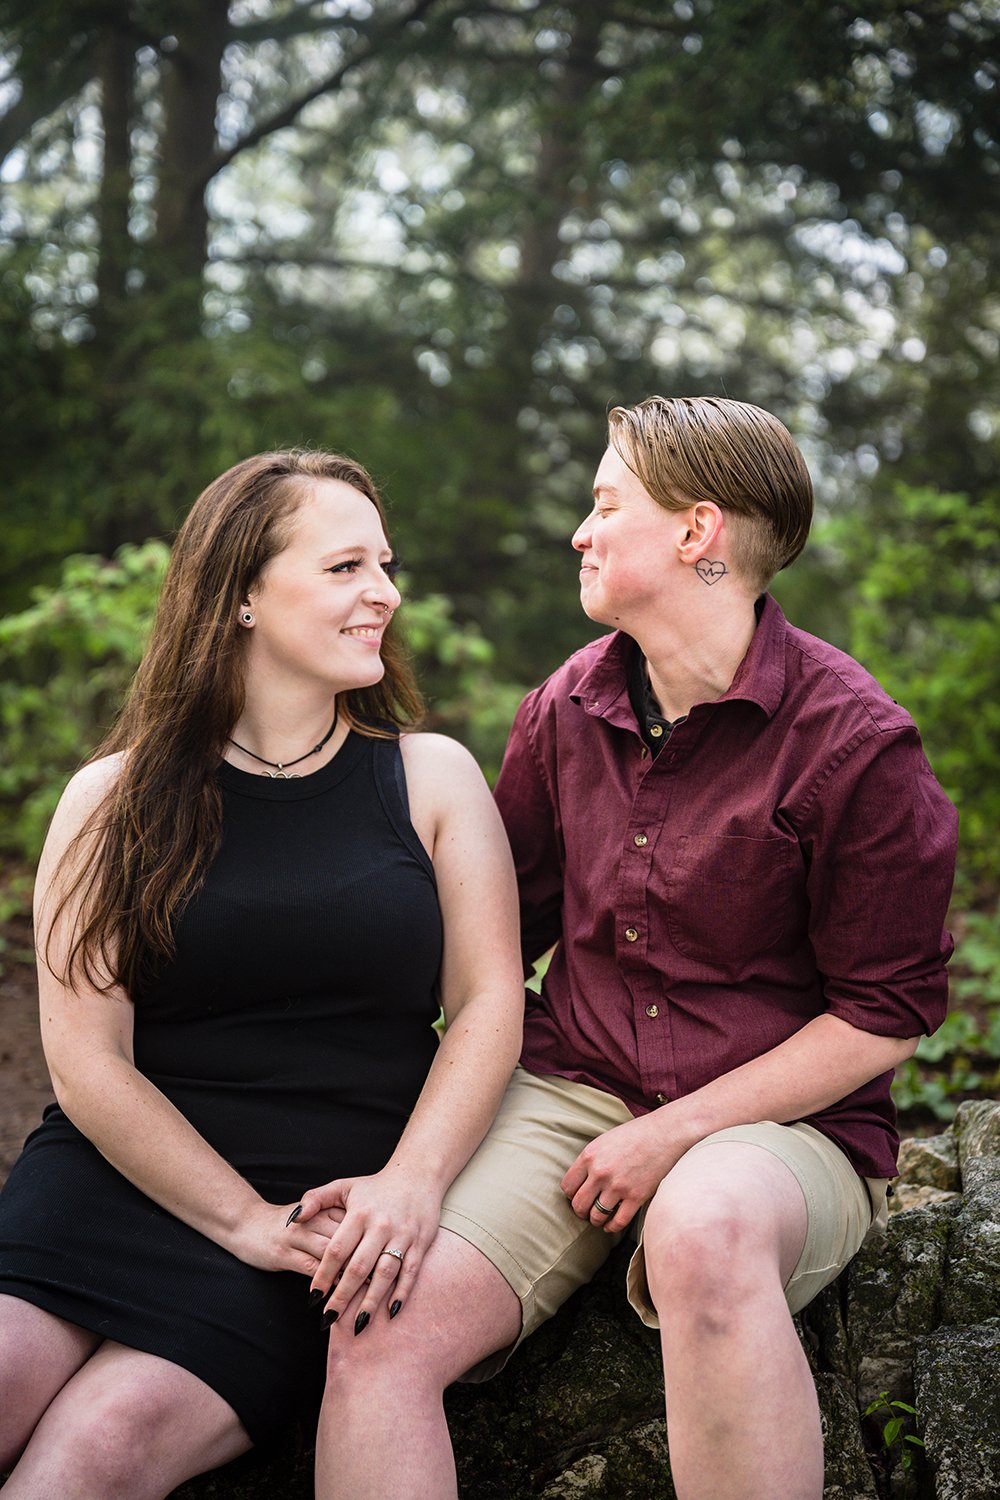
left=93, top=25, right=135, bottom=348
left=148, top=0, right=231, bottom=334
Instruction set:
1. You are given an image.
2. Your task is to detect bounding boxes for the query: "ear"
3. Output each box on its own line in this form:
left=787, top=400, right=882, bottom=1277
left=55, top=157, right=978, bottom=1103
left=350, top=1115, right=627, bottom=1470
left=676, top=501, right=725, bottom=565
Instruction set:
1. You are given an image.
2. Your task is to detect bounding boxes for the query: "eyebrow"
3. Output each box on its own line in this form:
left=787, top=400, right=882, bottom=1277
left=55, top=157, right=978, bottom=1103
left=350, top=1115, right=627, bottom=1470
left=593, top=483, right=620, bottom=500
left=318, top=544, right=393, bottom=562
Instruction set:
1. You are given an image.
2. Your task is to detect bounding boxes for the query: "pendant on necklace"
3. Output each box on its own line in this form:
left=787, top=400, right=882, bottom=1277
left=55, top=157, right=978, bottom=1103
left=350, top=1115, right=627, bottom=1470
left=264, top=769, right=300, bottom=780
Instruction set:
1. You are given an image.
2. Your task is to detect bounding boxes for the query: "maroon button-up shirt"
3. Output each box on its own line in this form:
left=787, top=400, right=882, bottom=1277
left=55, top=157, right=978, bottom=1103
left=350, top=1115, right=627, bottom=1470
left=494, top=595, right=958, bottom=1178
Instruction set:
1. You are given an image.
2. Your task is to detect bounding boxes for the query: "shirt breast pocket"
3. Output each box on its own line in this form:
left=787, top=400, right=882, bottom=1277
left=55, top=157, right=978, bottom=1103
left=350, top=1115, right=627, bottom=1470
left=664, top=834, right=801, bottom=966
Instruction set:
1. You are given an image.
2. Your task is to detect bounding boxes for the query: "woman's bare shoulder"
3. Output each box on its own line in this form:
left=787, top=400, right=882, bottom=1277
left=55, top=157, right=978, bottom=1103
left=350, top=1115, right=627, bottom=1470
left=41, top=753, right=125, bottom=860
left=398, top=731, right=487, bottom=788
left=59, top=752, right=125, bottom=812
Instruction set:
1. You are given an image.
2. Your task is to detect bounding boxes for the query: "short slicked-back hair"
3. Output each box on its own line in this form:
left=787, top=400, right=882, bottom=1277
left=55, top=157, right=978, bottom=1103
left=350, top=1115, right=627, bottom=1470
left=607, top=396, right=813, bottom=592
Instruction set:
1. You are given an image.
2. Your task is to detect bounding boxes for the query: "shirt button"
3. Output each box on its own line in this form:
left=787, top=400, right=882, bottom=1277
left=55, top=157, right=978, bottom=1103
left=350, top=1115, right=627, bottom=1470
left=655, top=1091, right=668, bottom=1104
left=633, top=833, right=648, bottom=847
left=650, top=724, right=664, bottom=738
left=645, top=1004, right=659, bottom=1018
left=624, top=926, right=639, bottom=943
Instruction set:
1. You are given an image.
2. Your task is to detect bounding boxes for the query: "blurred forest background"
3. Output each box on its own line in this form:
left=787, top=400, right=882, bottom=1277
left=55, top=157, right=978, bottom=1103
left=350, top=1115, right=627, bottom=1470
left=0, top=0, right=998, bottom=1123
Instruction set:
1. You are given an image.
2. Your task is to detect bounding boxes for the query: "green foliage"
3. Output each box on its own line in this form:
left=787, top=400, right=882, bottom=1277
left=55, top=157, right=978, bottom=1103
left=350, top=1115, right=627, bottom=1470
left=842, top=483, right=1000, bottom=1121
left=892, top=903, right=1000, bottom=1121
left=0, top=871, right=34, bottom=977
left=862, top=1391, right=925, bottom=1494
left=840, top=483, right=1000, bottom=895
left=893, top=1057, right=983, bottom=1124
left=951, top=906, right=1000, bottom=1010
left=0, top=542, right=169, bottom=860
left=401, top=592, right=526, bottom=784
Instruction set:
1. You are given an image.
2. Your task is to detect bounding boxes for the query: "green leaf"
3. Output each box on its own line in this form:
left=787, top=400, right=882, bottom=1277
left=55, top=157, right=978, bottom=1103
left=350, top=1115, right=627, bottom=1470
left=883, top=1416, right=904, bottom=1447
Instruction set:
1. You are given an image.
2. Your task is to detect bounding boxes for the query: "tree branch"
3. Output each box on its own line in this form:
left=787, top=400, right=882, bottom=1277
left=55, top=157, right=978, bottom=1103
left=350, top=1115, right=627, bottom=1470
left=0, top=41, right=98, bottom=165
left=204, top=0, right=444, bottom=187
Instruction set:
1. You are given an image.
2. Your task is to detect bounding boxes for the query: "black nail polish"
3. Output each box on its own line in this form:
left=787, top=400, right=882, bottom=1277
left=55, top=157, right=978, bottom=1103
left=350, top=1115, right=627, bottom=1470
left=308, top=1288, right=325, bottom=1307
left=389, top=1300, right=402, bottom=1320
left=286, top=1205, right=303, bottom=1227
left=354, top=1310, right=370, bottom=1336
left=321, top=1308, right=339, bottom=1329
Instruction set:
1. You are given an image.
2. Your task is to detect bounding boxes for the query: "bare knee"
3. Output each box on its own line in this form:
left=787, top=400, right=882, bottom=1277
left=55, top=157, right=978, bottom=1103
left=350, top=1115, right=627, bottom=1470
left=41, top=1382, right=176, bottom=1496
left=322, top=1234, right=519, bottom=1405
left=643, top=1192, right=776, bottom=1331
left=324, top=1310, right=451, bottom=1402
left=19, top=1366, right=246, bottom=1500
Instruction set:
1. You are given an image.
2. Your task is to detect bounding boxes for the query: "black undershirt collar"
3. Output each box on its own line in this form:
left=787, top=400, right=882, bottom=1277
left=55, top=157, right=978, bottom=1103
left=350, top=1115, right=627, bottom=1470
left=627, top=597, right=766, bottom=755
left=627, top=645, right=685, bottom=756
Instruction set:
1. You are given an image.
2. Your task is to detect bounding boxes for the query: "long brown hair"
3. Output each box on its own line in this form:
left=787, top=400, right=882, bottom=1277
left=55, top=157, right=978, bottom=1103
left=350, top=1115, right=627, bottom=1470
left=55, top=450, right=422, bottom=996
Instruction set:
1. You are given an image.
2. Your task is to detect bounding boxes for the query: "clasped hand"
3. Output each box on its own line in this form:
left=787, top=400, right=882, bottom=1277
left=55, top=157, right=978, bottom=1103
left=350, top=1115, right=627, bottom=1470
left=560, top=1110, right=684, bottom=1231
left=290, top=1167, right=443, bottom=1328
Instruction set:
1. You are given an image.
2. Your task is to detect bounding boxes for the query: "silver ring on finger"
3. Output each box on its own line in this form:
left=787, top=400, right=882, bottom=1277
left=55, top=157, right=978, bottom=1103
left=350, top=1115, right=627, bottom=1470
left=593, top=1197, right=617, bottom=1216
left=379, top=1247, right=404, bottom=1264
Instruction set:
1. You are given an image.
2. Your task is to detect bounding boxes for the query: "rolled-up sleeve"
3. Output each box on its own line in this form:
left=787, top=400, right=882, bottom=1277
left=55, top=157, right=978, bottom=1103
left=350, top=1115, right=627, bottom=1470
left=801, top=726, right=958, bottom=1037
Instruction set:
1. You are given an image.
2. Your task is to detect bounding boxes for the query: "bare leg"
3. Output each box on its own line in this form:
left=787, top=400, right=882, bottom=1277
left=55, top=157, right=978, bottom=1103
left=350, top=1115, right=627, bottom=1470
left=0, top=1295, right=101, bottom=1469
left=642, top=1143, right=822, bottom=1500
left=316, top=1228, right=521, bottom=1500
left=2, top=1341, right=251, bottom=1500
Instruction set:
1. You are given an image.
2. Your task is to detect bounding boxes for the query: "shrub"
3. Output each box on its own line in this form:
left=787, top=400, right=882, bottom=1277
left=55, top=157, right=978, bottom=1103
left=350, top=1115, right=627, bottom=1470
left=840, top=483, right=1000, bottom=896
left=0, top=543, right=169, bottom=861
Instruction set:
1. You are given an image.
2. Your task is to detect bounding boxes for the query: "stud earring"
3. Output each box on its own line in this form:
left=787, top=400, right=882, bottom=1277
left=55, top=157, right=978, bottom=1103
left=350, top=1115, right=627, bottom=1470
left=241, top=610, right=254, bottom=625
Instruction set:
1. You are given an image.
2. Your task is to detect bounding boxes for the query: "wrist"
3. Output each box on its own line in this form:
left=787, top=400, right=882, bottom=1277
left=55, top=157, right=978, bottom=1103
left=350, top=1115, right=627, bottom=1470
left=212, top=1188, right=268, bottom=1260
left=656, top=1093, right=722, bottom=1156
left=381, top=1150, right=451, bottom=1198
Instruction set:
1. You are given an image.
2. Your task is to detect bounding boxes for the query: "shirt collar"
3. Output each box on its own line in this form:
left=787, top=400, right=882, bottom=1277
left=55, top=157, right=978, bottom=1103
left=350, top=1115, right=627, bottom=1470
left=569, top=593, right=787, bottom=724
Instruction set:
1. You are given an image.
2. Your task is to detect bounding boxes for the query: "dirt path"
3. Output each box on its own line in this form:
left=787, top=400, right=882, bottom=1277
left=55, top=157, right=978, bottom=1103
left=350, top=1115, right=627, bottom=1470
left=0, top=932, right=53, bottom=1185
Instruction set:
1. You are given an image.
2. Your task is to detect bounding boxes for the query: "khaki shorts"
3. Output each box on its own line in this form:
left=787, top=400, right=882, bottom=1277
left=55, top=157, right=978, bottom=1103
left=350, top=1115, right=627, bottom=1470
left=439, top=1067, right=888, bottom=1382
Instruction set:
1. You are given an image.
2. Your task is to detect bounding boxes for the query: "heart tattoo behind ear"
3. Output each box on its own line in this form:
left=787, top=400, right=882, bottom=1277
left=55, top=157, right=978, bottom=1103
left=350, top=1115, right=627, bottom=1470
left=695, top=559, right=728, bottom=586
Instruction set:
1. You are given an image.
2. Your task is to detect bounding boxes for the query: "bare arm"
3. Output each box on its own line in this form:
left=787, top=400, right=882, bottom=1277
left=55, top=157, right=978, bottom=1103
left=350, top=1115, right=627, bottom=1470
left=35, top=758, right=340, bottom=1276
left=298, top=732, right=524, bottom=1319
left=561, top=1015, right=917, bottom=1228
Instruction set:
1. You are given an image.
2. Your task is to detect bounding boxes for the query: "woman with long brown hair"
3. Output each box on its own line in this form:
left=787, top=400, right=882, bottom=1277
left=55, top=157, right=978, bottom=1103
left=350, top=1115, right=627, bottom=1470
left=0, top=451, right=522, bottom=1497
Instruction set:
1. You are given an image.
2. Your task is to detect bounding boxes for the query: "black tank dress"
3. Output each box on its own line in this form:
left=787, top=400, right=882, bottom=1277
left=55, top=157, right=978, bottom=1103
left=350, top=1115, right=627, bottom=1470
left=0, top=731, right=443, bottom=1443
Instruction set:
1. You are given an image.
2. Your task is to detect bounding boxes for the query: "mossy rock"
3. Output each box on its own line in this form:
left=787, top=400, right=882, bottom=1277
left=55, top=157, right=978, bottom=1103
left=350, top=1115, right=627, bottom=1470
left=915, top=1319, right=1000, bottom=1500
left=941, top=1157, right=1000, bottom=1327
left=446, top=1246, right=670, bottom=1498
left=170, top=1433, right=311, bottom=1499
left=896, top=1133, right=960, bottom=1193
left=845, top=1198, right=959, bottom=1411
left=954, top=1101, right=1000, bottom=1178
left=816, top=1372, right=880, bottom=1500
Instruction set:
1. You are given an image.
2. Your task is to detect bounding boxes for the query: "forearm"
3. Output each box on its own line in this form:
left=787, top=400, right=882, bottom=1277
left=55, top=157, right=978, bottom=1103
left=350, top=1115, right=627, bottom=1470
left=53, top=1055, right=264, bottom=1253
left=381, top=991, right=522, bottom=1196
left=562, top=1015, right=917, bottom=1227
left=661, top=1014, right=918, bottom=1156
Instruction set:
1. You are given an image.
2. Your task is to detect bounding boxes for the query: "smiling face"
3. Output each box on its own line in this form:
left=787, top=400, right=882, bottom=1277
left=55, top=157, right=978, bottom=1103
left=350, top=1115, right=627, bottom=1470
left=243, top=478, right=402, bottom=696
left=572, top=445, right=685, bottom=630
